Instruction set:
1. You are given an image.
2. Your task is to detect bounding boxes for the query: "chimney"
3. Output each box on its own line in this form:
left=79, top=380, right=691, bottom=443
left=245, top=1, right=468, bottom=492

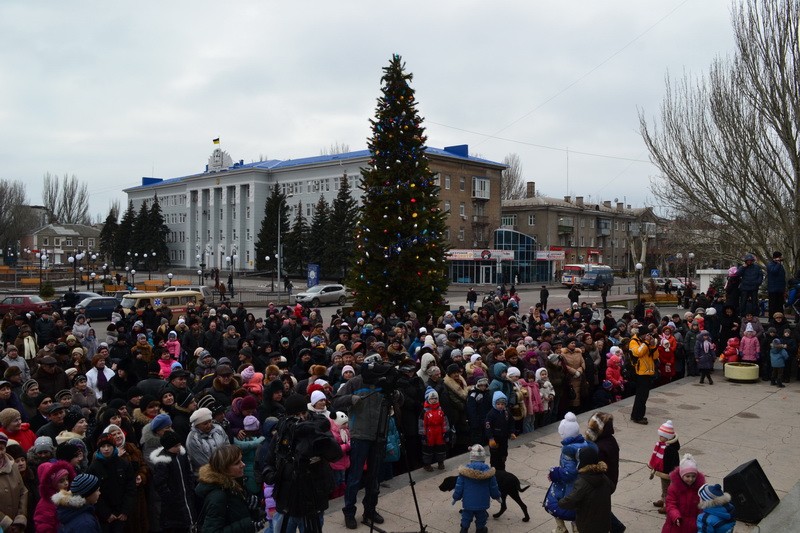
left=564, top=195, right=572, bottom=203
left=627, top=204, right=631, bottom=209
left=616, top=202, right=624, bottom=211
left=603, top=200, right=611, bottom=208
left=575, top=196, right=584, bottom=207
left=526, top=181, right=536, bottom=199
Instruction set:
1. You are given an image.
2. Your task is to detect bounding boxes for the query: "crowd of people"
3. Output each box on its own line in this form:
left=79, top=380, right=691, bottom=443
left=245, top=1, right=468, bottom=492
left=0, top=258, right=791, bottom=532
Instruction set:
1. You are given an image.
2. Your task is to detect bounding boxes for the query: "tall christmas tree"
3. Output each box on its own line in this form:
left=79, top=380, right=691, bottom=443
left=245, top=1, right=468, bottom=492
left=349, top=55, right=449, bottom=314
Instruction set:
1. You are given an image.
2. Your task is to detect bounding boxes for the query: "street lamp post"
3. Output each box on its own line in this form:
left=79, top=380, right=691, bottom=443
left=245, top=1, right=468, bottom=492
left=167, top=273, right=173, bottom=287
left=131, top=269, right=136, bottom=289
left=197, top=269, right=203, bottom=285
left=85, top=253, right=97, bottom=290
left=35, top=251, right=48, bottom=294
left=276, top=193, right=293, bottom=292
left=68, top=251, right=85, bottom=291
left=225, top=250, right=238, bottom=298
left=635, top=262, right=643, bottom=304
left=90, top=272, right=96, bottom=292
left=265, top=256, right=273, bottom=292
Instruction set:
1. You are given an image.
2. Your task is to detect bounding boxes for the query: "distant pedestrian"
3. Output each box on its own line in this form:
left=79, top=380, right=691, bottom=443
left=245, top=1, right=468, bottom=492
left=737, top=253, right=763, bottom=316
left=567, top=285, right=581, bottom=306
left=540, top=285, right=549, bottom=310
left=601, top=284, right=609, bottom=308
left=466, top=288, right=477, bottom=312
left=766, top=251, right=786, bottom=319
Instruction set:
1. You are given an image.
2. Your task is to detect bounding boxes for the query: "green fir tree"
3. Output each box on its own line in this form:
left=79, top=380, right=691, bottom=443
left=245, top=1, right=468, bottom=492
left=98, top=205, right=119, bottom=267
left=115, top=201, right=136, bottom=267
left=327, top=172, right=360, bottom=281
left=255, top=184, right=290, bottom=274
left=147, top=193, right=170, bottom=269
left=283, top=201, right=310, bottom=276
left=309, top=194, right=330, bottom=275
left=131, top=201, right=150, bottom=268
left=348, top=55, right=449, bottom=314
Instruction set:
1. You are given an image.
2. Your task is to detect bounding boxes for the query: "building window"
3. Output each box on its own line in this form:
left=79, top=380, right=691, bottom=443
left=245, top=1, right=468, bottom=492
left=88, top=238, right=94, bottom=247
left=232, top=207, right=236, bottom=220
left=459, top=176, right=466, bottom=191
left=246, top=206, right=251, bottom=219
left=580, top=218, right=585, bottom=228
left=66, top=238, right=73, bottom=247
left=459, top=202, right=465, bottom=216
left=580, top=236, right=585, bottom=246
left=501, top=215, right=516, bottom=227
left=590, top=219, right=595, bottom=229
left=445, top=175, right=451, bottom=190
left=55, top=238, right=61, bottom=246
left=458, top=228, right=465, bottom=241
left=219, top=209, right=223, bottom=220
left=219, top=230, right=223, bottom=240
left=528, top=214, right=536, bottom=226
left=444, top=200, right=451, bottom=213
left=43, top=237, right=49, bottom=246
left=615, top=221, right=619, bottom=231
left=433, top=173, right=440, bottom=186
left=246, top=229, right=251, bottom=241
left=472, top=177, right=490, bottom=199
left=590, top=237, right=595, bottom=247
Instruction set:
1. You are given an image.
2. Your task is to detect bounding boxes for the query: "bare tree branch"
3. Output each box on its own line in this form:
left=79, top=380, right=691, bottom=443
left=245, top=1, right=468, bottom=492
left=501, top=153, right=526, bottom=200
left=320, top=142, right=351, bottom=156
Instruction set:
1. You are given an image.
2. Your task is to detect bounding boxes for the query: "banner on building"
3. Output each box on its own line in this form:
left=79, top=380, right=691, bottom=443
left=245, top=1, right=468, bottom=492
left=535, top=250, right=566, bottom=261
left=446, top=249, right=514, bottom=261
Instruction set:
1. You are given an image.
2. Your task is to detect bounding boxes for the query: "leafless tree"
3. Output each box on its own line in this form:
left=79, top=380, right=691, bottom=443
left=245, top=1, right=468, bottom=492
left=42, top=173, right=90, bottom=224
left=641, top=0, right=800, bottom=273
left=320, top=142, right=351, bottom=156
left=0, top=180, right=37, bottom=248
left=501, top=153, right=526, bottom=200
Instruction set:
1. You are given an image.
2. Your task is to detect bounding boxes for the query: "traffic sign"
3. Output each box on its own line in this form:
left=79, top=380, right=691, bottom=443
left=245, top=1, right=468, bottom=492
left=650, top=269, right=659, bottom=277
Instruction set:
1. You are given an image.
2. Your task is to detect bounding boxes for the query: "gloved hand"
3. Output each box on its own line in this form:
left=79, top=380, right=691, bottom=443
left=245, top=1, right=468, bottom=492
left=489, top=439, right=497, bottom=449
left=574, top=371, right=581, bottom=378
left=253, top=518, right=267, bottom=532
left=247, top=494, right=261, bottom=511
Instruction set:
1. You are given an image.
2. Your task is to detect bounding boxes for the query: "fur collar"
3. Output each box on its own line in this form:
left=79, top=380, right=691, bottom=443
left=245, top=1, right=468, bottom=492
left=149, top=445, right=186, bottom=465
left=132, top=408, right=152, bottom=425
left=664, top=435, right=679, bottom=446
left=698, top=492, right=732, bottom=509
left=458, top=464, right=496, bottom=480
left=52, top=490, right=86, bottom=508
left=0, top=454, right=12, bottom=474
left=443, top=375, right=468, bottom=400
left=578, top=461, right=608, bottom=474
left=198, top=464, right=244, bottom=493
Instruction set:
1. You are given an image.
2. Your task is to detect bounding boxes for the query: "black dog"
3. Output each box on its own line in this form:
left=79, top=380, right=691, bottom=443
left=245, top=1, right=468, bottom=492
left=439, top=470, right=530, bottom=522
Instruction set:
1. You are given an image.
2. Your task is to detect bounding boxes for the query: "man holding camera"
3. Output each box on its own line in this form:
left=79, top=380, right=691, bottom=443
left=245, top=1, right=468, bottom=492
left=335, top=353, right=392, bottom=529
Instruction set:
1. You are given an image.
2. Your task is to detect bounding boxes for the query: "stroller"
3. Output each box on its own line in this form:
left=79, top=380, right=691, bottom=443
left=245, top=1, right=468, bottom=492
left=788, top=278, right=800, bottom=323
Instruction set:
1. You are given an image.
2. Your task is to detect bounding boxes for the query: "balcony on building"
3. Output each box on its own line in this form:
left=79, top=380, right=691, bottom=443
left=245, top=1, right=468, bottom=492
left=472, top=214, right=489, bottom=226
left=597, top=218, right=611, bottom=236
left=558, top=216, right=574, bottom=234
left=472, top=177, right=490, bottom=201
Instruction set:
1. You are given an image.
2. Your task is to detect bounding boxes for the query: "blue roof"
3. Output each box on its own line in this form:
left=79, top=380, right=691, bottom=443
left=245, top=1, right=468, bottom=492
left=125, top=145, right=503, bottom=191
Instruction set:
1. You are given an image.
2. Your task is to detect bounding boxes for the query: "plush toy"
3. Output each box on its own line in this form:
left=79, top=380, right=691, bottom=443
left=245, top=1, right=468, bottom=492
left=720, top=338, right=740, bottom=363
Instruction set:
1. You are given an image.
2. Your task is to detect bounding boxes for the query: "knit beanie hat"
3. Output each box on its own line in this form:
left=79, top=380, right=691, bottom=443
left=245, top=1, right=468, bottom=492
left=96, top=433, right=116, bottom=449
left=658, top=420, right=675, bottom=440
left=243, top=415, right=260, bottom=432
left=334, top=412, right=349, bottom=427
left=476, top=377, right=489, bottom=387
left=160, top=430, right=181, bottom=450
left=71, top=473, right=101, bottom=497
left=679, top=454, right=698, bottom=476
left=424, top=387, right=438, bottom=402
left=239, top=395, right=258, bottom=412
left=0, top=408, right=21, bottom=428
left=285, top=394, right=308, bottom=416
left=22, top=379, right=38, bottom=395
left=469, top=444, right=486, bottom=462
left=577, top=445, right=600, bottom=469
left=0, top=433, right=7, bottom=445
left=241, top=366, right=256, bottom=382
left=463, top=346, right=475, bottom=357
left=33, top=436, right=55, bottom=453
left=558, top=412, right=580, bottom=440
left=507, top=366, right=521, bottom=378
left=698, top=483, right=725, bottom=502
left=469, top=353, right=481, bottom=364
left=310, top=390, right=327, bottom=406
left=535, top=368, right=548, bottom=381
left=55, top=442, right=81, bottom=462
left=189, top=408, right=213, bottom=426
left=150, top=413, right=173, bottom=433
left=63, top=411, right=85, bottom=432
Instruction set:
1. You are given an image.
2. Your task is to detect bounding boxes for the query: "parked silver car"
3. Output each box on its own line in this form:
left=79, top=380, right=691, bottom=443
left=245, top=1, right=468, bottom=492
left=295, top=284, right=348, bottom=307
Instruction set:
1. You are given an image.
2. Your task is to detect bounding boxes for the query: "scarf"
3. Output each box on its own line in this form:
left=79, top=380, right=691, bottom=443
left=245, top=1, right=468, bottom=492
left=96, top=367, right=109, bottom=392
left=648, top=440, right=666, bottom=472
left=23, top=336, right=37, bottom=360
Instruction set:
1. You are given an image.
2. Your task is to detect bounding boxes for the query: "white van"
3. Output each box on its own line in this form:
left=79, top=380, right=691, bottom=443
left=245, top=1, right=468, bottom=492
left=162, top=285, right=217, bottom=302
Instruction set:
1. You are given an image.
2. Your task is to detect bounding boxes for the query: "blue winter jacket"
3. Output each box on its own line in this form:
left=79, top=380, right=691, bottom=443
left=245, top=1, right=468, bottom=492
left=544, top=435, right=597, bottom=520
left=737, top=263, right=764, bottom=291
left=452, top=461, right=501, bottom=511
left=766, top=260, right=786, bottom=292
left=770, top=346, right=789, bottom=368
left=697, top=494, right=736, bottom=533
left=56, top=502, right=102, bottom=533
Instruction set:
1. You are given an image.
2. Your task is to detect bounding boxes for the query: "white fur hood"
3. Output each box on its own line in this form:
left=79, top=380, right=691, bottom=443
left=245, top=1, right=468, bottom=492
left=149, top=445, right=187, bottom=465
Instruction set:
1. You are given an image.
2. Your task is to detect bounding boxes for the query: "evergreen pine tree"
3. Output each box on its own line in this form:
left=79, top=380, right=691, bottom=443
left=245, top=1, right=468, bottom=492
left=99, top=205, right=119, bottom=267
left=349, top=55, right=449, bottom=314
left=148, top=193, right=170, bottom=269
left=254, top=185, right=290, bottom=275
left=131, top=201, right=149, bottom=268
left=309, top=194, right=330, bottom=274
left=283, top=201, right=310, bottom=276
left=115, top=201, right=136, bottom=267
left=327, top=172, right=360, bottom=281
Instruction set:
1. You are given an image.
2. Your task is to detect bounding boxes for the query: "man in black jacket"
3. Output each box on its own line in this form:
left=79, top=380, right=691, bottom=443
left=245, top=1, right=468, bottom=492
left=585, top=411, right=625, bottom=533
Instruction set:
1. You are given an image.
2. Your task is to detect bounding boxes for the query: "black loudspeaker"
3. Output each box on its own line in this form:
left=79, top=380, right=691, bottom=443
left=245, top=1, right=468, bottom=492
left=723, top=459, right=779, bottom=523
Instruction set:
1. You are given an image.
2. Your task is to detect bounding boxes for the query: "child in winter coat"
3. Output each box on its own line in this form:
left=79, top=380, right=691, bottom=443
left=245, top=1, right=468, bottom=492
left=466, top=378, right=493, bottom=445
left=719, top=337, right=740, bottom=364
left=605, top=355, right=625, bottom=400
left=233, top=415, right=266, bottom=496
left=557, top=446, right=613, bottom=533
left=695, top=331, right=716, bottom=385
left=696, top=483, right=736, bottom=533
left=648, top=420, right=681, bottom=514
left=535, top=368, right=555, bottom=428
left=484, top=391, right=515, bottom=471
left=451, top=444, right=501, bottom=533
left=420, top=387, right=449, bottom=471
left=544, top=412, right=596, bottom=533
left=769, top=338, right=790, bottom=387
left=55, top=473, right=103, bottom=533
left=156, top=344, right=175, bottom=380
left=739, top=323, right=760, bottom=362
left=34, top=459, right=76, bottom=533
left=165, top=331, right=181, bottom=360
left=662, top=454, right=706, bottom=533
left=330, top=411, right=351, bottom=497
left=519, top=370, right=542, bottom=434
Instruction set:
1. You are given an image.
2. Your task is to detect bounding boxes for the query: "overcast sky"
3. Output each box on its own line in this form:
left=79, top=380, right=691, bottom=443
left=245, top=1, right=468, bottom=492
left=0, top=0, right=735, bottom=220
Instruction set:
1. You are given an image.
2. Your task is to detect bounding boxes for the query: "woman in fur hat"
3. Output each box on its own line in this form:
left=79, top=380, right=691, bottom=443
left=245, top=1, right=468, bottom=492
left=557, top=446, right=613, bottom=533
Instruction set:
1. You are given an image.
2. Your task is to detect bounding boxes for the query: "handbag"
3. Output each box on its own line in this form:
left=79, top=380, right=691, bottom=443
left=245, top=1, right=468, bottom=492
left=566, top=384, right=577, bottom=401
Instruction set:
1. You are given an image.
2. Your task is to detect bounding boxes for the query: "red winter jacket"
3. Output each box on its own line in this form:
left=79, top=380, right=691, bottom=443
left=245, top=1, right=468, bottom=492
left=421, top=402, right=449, bottom=446
left=661, top=468, right=706, bottom=533
left=34, top=460, right=76, bottom=533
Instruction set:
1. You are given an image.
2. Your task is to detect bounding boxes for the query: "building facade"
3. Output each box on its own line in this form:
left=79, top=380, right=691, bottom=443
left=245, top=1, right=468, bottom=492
left=500, top=184, right=664, bottom=282
left=124, top=144, right=504, bottom=273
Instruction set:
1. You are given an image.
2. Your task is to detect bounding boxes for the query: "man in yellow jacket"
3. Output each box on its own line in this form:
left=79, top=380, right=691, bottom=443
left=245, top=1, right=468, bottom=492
left=630, top=329, right=658, bottom=424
